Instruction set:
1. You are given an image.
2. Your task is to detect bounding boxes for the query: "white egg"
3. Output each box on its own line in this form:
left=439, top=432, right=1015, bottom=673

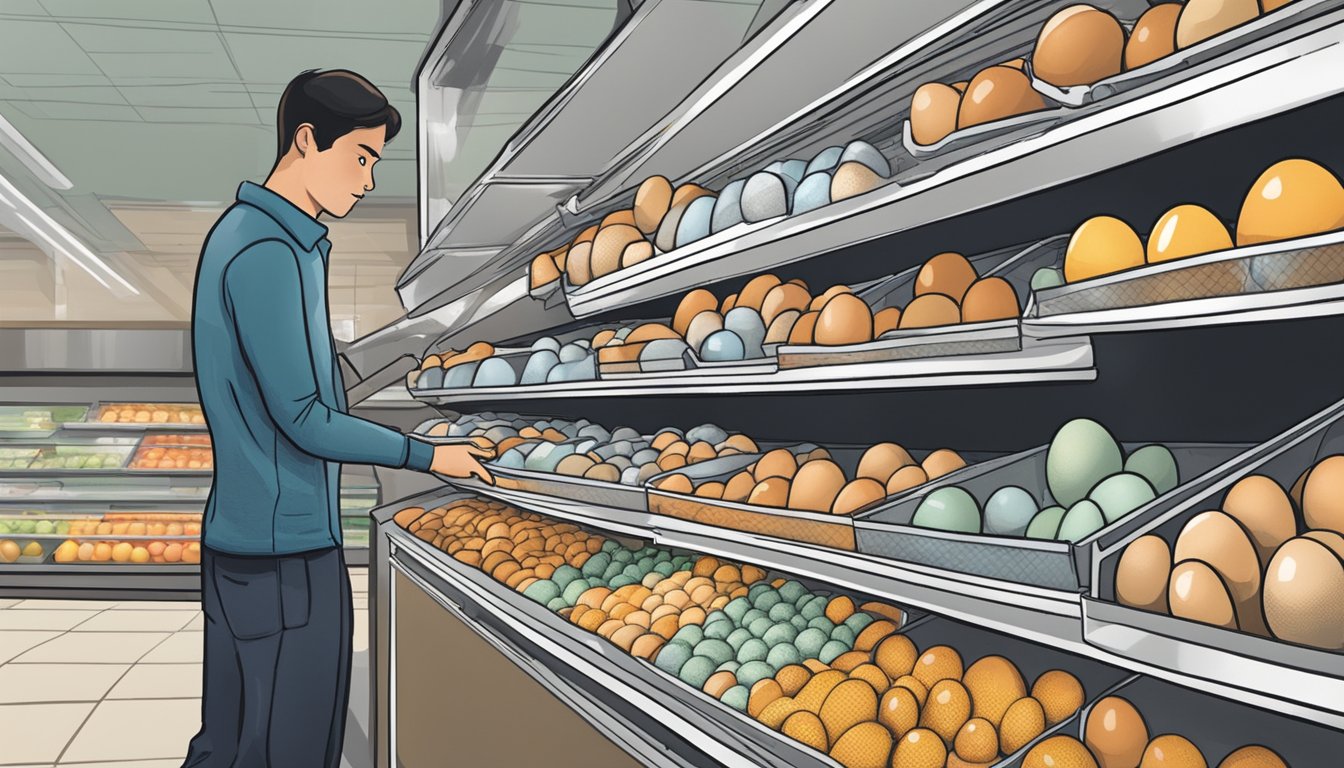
left=741, top=172, right=797, bottom=223
left=712, top=179, right=747, bottom=234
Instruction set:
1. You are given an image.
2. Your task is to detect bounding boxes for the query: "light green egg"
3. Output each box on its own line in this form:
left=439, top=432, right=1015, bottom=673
left=561, top=578, right=592, bottom=605
left=1125, top=444, right=1179, bottom=494
left=767, top=643, right=803, bottom=669
left=742, top=608, right=768, bottom=627
left=844, top=613, right=874, bottom=634
left=607, top=574, right=637, bottom=589
left=800, top=595, right=827, bottom=620
left=679, top=656, right=716, bottom=689
left=752, top=589, right=782, bottom=612
left=1031, top=267, right=1065, bottom=291
left=830, top=625, right=856, bottom=646
left=1089, top=472, right=1157, bottom=524
left=807, top=616, right=835, bottom=633
left=704, top=621, right=734, bottom=641
left=1057, top=499, right=1106, bottom=542
left=581, top=552, right=611, bottom=578
left=790, top=615, right=809, bottom=631
left=724, top=597, right=752, bottom=623
left=655, top=641, right=694, bottom=675
left=736, top=661, right=776, bottom=689
left=725, top=628, right=753, bottom=651
left=911, top=487, right=982, bottom=533
left=1026, top=506, right=1067, bottom=540
left=551, top=565, right=581, bottom=589
left=612, top=548, right=632, bottom=563
left=768, top=602, right=797, bottom=622
left=796, top=628, right=828, bottom=658
left=748, top=616, right=775, bottom=639
left=546, top=597, right=569, bottom=612
left=602, top=540, right=621, bottom=553
left=778, top=580, right=807, bottom=604
left=763, top=623, right=799, bottom=647
left=705, top=610, right=731, bottom=626
left=819, top=640, right=849, bottom=664
left=716, top=660, right=741, bottom=674
left=673, top=625, right=705, bottom=647
left=522, top=579, right=561, bottom=604
left=1046, top=418, right=1123, bottom=507
left=622, top=563, right=645, bottom=581
left=695, top=639, right=735, bottom=667
left=722, top=685, right=749, bottom=711
left=737, top=638, right=769, bottom=664
left=654, top=561, right=675, bottom=577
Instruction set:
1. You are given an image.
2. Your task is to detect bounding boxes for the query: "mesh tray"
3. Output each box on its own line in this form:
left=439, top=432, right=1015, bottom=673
left=856, top=442, right=1250, bottom=592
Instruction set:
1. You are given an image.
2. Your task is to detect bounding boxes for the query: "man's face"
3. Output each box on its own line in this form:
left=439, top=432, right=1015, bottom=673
left=305, top=125, right=384, bottom=218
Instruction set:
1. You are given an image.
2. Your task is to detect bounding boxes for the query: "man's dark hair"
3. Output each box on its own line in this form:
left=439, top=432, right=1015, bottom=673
left=275, top=69, right=401, bottom=162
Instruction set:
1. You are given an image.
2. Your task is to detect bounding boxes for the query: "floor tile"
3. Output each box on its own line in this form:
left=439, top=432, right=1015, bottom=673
left=0, top=611, right=101, bottom=632
left=352, top=595, right=368, bottom=610
left=0, top=664, right=128, bottom=704
left=0, top=702, right=93, bottom=764
left=60, top=699, right=197, bottom=763
left=73, top=611, right=196, bottom=633
left=136, top=632, right=201, bottom=664
left=352, top=610, right=368, bottom=654
left=107, top=664, right=202, bottom=700
left=0, top=598, right=19, bottom=609
left=348, top=569, right=368, bottom=593
left=115, top=601, right=200, bottom=611
left=0, top=631, right=62, bottom=664
left=10, top=600, right=117, bottom=611
left=183, top=613, right=204, bottom=631
left=14, top=633, right=170, bottom=665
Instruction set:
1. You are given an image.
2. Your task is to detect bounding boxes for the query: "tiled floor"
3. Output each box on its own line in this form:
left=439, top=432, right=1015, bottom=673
left=0, top=568, right=371, bottom=767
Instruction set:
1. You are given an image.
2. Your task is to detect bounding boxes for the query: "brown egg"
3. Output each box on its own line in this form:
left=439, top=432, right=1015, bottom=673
left=701, top=669, right=737, bottom=700
left=781, top=711, right=829, bottom=753
left=1032, top=670, right=1084, bottom=726
left=788, top=460, right=848, bottom=513
left=1065, top=215, right=1146, bottom=283
left=825, top=594, right=856, bottom=624
left=1116, top=534, right=1173, bottom=613
left=1001, top=697, right=1048, bottom=755
left=794, top=668, right=848, bottom=712
left=1142, top=734, right=1207, bottom=767
left=774, top=664, right=812, bottom=698
left=694, top=482, right=725, bottom=499
left=961, top=277, right=1021, bottom=323
left=899, top=294, right=961, bottom=330
left=913, top=645, right=964, bottom=688
left=1025, top=736, right=1100, bottom=768
left=911, top=83, right=963, bottom=146
left=892, top=675, right=929, bottom=707
left=1168, top=560, right=1239, bottom=630
left=1175, top=511, right=1266, bottom=634
left=832, top=478, right=887, bottom=515
left=922, top=449, right=967, bottom=480
left=1304, top=530, right=1344, bottom=559
left=601, top=210, right=636, bottom=229
left=766, top=309, right=801, bottom=345
left=958, top=66, right=1048, bottom=130
left=1221, top=474, right=1297, bottom=566
left=672, top=289, right=719, bottom=337
left=848, top=663, right=890, bottom=693
left=656, top=474, right=694, bottom=495
left=1261, top=0, right=1295, bottom=8
left=631, top=633, right=665, bottom=659
left=1236, top=159, right=1344, bottom=246
left=720, top=293, right=738, bottom=313
left=687, top=441, right=718, bottom=464
left=916, top=252, right=977, bottom=302
left=1127, top=4, right=1181, bottom=70
left=749, top=477, right=792, bottom=508
left=737, top=274, right=783, bottom=312
left=552, top=247, right=568, bottom=271
left=1263, top=537, right=1344, bottom=650
left=887, top=465, right=930, bottom=495
left=963, top=655, right=1027, bottom=728
left=590, top=225, right=646, bottom=278
left=856, top=443, right=914, bottom=485
left=1303, top=455, right=1344, bottom=535
left=812, top=293, right=875, bottom=346
left=819, top=679, right=880, bottom=745
left=748, top=678, right=786, bottom=718
left=530, top=252, right=561, bottom=288
left=627, top=323, right=681, bottom=344
left=828, top=721, right=893, bottom=768
left=1032, top=5, right=1126, bottom=88
left=811, top=284, right=853, bottom=311
left=893, top=729, right=948, bottom=768
left=762, top=283, right=813, bottom=327
left=1085, top=696, right=1149, bottom=768
left=872, top=307, right=902, bottom=337
left=754, top=449, right=799, bottom=482
left=1148, top=204, right=1234, bottom=264
left=1177, top=0, right=1260, bottom=50
left=832, top=162, right=885, bottom=202
left=879, top=686, right=920, bottom=740
left=1218, top=746, right=1289, bottom=768
left=591, top=329, right=618, bottom=348
left=566, top=240, right=593, bottom=285
left=789, top=311, right=820, bottom=344
left=722, top=471, right=757, bottom=503
left=920, top=679, right=972, bottom=744
left=634, top=176, right=673, bottom=235
left=671, top=183, right=713, bottom=209
left=658, top=454, right=688, bottom=472
left=955, top=718, right=999, bottom=763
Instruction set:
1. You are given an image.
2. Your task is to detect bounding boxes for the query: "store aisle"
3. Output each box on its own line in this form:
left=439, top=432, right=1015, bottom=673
left=0, top=568, right=372, bottom=768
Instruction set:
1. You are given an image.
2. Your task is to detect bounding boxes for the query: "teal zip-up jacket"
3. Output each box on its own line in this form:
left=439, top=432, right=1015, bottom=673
left=192, top=181, right=434, bottom=555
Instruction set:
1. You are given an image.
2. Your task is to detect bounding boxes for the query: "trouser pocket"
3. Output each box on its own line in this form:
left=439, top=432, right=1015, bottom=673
left=278, top=555, right=311, bottom=630
left=211, top=553, right=283, bottom=640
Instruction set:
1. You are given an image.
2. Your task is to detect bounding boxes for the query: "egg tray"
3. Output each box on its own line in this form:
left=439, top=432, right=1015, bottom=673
left=451, top=462, right=650, bottom=515
left=1085, top=398, right=1344, bottom=687
left=778, top=237, right=1066, bottom=370
left=854, top=442, right=1250, bottom=593
left=1028, top=0, right=1341, bottom=108
left=998, top=674, right=1344, bottom=767
left=1027, top=231, right=1344, bottom=321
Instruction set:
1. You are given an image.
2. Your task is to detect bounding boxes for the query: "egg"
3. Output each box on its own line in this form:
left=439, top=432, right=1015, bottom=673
left=1175, top=510, right=1266, bottom=634
left=832, top=478, right=887, bottom=515
left=886, top=466, right=930, bottom=496
left=818, top=679, right=880, bottom=747
left=1085, top=696, right=1149, bottom=768
left=856, top=443, right=914, bottom=484
left=954, top=718, right=999, bottom=763
left=724, top=308, right=767, bottom=357
left=633, top=175, right=673, bottom=234
left=700, top=330, right=746, bottom=362
left=780, top=711, right=829, bottom=752
left=958, top=66, right=1048, bottom=129
left=1262, top=0, right=1295, bottom=9
left=1047, top=418, right=1124, bottom=507
left=894, top=728, right=947, bottom=768
left=1032, top=267, right=1066, bottom=290
left=1303, top=454, right=1344, bottom=535
left=1304, top=530, right=1344, bottom=559
left=1236, top=159, right=1344, bottom=246
left=1147, top=204, right=1235, bottom=265
left=1032, top=669, right=1084, bottom=726
left=530, top=252, right=561, bottom=288
left=761, top=283, right=812, bottom=327
left=920, top=679, right=972, bottom=744
left=566, top=240, right=594, bottom=285
left=872, top=307, right=902, bottom=337
left=788, top=460, right=847, bottom=513
left=912, top=487, right=982, bottom=533
left=814, top=293, right=874, bottom=345
left=443, top=361, right=479, bottom=388
left=916, top=252, right=978, bottom=302
left=898, top=294, right=961, bottom=330
left=962, top=655, right=1027, bottom=728
left=519, top=350, right=559, bottom=385
left=675, top=195, right=717, bottom=248
left=1026, top=506, right=1067, bottom=540
left=806, top=146, right=844, bottom=176
left=878, top=686, right=920, bottom=739
left=684, top=311, right=725, bottom=353
left=984, top=485, right=1039, bottom=536
left=1065, top=216, right=1146, bottom=283
left=831, top=162, right=886, bottom=202
left=1025, top=736, right=1100, bottom=768
left=1116, top=534, right=1173, bottom=612
left=711, top=179, right=747, bottom=234
left=765, top=309, right=801, bottom=345
left=1058, top=500, right=1106, bottom=542
left=655, top=200, right=693, bottom=253
left=911, top=83, right=963, bottom=146
left=1001, top=697, right=1047, bottom=755
left=1218, top=746, right=1289, bottom=768
left=839, top=141, right=890, bottom=177
left=1125, top=444, right=1180, bottom=495
left=1142, top=734, right=1207, bottom=767
left=788, top=311, right=820, bottom=344
left=740, top=172, right=794, bottom=224
left=1169, top=559, right=1239, bottom=630
left=961, top=277, right=1021, bottom=323
left=923, top=450, right=966, bottom=480
left=736, top=274, right=781, bottom=311
left=601, top=210, right=636, bottom=229
left=1089, top=472, right=1157, bottom=524
left=749, top=477, right=791, bottom=508
left=1177, top=0, right=1260, bottom=49
left=1263, top=537, right=1344, bottom=649
left=792, top=172, right=833, bottom=215
left=1032, top=5, right=1126, bottom=88
left=1127, top=3, right=1181, bottom=69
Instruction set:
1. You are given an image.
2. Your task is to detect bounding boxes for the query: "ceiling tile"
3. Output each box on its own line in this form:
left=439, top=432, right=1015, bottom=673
left=221, top=32, right=425, bottom=93
left=6, top=99, right=141, bottom=121
left=119, top=83, right=253, bottom=109
left=0, top=84, right=125, bottom=105
left=136, top=105, right=259, bottom=123
left=0, top=0, right=50, bottom=15
left=0, top=19, right=100, bottom=75
left=0, top=73, right=110, bottom=87
left=40, top=0, right=218, bottom=25
left=210, top=0, right=439, bottom=36
left=88, top=50, right=238, bottom=80
left=62, top=23, right=222, bottom=54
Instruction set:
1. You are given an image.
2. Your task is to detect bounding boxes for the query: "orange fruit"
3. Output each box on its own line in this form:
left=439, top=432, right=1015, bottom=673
left=131, top=547, right=150, bottom=564
left=164, top=543, right=183, bottom=563
left=93, top=543, right=113, bottom=562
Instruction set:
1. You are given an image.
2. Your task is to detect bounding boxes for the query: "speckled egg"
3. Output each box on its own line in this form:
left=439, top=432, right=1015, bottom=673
left=839, top=140, right=891, bottom=177
left=741, top=171, right=797, bottom=223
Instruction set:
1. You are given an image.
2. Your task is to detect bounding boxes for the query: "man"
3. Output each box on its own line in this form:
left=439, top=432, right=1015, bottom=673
left=186, top=69, right=491, bottom=767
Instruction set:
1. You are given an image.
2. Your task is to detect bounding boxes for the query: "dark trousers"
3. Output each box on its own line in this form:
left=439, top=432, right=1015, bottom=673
left=183, top=545, right=352, bottom=768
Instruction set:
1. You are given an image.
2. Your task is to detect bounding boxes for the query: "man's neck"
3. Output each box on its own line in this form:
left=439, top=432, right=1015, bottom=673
left=263, top=163, right=322, bottom=219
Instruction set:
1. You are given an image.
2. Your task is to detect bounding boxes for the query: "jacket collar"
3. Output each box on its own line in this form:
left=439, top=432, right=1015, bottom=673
left=236, top=181, right=329, bottom=253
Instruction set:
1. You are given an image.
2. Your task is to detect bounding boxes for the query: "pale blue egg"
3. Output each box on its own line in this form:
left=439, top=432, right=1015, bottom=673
left=1046, top=419, right=1123, bottom=507
left=840, top=140, right=891, bottom=177
left=984, top=485, right=1038, bottom=536
left=911, top=486, right=982, bottom=533
left=415, top=367, right=444, bottom=390
left=775, top=159, right=807, bottom=183
left=558, top=343, right=588, bottom=363
left=724, top=307, right=766, bottom=357
left=1057, top=499, right=1105, bottom=542
left=1124, top=445, right=1179, bottom=494
left=495, top=448, right=527, bottom=469
left=792, top=172, right=833, bottom=215
left=520, top=350, right=559, bottom=385
left=1031, top=267, right=1065, bottom=291
left=443, top=361, right=479, bottom=389
left=687, top=424, right=729, bottom=445
left=712, top=179, right=746, bottom=234
left=524, top=441, right=576, bottom=472
left=1089, top=472, right=1157, bottom=524
left=530, top=336, right=560, bottom=353
left=675, top=195, right=716, bottom=248
left=472, top=357, right=517, bottom=387
left=640, top=338, right=689, bottom=363
left=700, top=330, right=746, bottom=362
left=806, top=146, right=844, bottom=176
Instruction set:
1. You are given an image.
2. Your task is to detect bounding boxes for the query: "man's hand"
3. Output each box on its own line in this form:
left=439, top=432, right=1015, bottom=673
left=430, top=442, right=495, bottom=485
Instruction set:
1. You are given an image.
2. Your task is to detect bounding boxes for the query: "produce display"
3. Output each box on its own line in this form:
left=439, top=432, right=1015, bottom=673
left=1049, top=157, right=1344, bottom=288
left=912, top=418, right=1173, bottom=541
left=51, top=539, right=201, bottom=564
left=1115, top=454, right=1344, bottom=651
left=24, top=446, right=129, bottom=470
left=656, top=443, right=969, bottom=515
left=0, top=406, right=87, bottom=433
left=0, top=447, right=40, bottom=469
left=93, top=402, right=204, bottom=425
left=0, top=538, right=44, bottom=562
left=129, top=435, right=214, bottom=470
left=1032, top=693, right=1292, bottom=768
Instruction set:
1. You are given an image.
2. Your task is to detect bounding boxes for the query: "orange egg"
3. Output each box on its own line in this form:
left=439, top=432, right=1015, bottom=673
left=916, top=252, right=978, bottom=303
left=911, top=83, right=963, bottom=146
left=886, top=465, right=930, bottom=495
left=530, top=252, right=560, bottom=288
left=899, top=294, right=961, bottom=330
left=857, top=443, right=915, bottom=484
left=633, top=175, right=673, bottom=235
left=960, top=277, right=1021, bottom=323
left=754, top=449, right=799, bottom=482
left=788, top=311, right=820, bottom=344
left=787, top=460, right=847, bottom=513
left=1032, top=5, right=1126, bottom=88
left=1126, top=3, right=1180, bottom=69
left=922, top=449, right=966, bottom=480
left=1236, top=159, right=1344, bottom=246
left=1148, top=205, right=1233, bottom=263
left=673, top=290, right=720, bottom=337
left=831, top=478, right=887, bottom=515
left=958, top=66, right=1047, bottom=130
left=761, top=283, right=813, bottom=327
left=1177, top=0, right=1260, bottom=49
left=1065, top=216, right=1145, bottom=283
left=872, top=307, right=902, bottom=337
left=1141, top=734, right=1206, bottom=767
left=814, top=293, right=874, bottom=346
left=748, top=477, right=791, bottom=508
left=1302, top=454, right=1344, bottom=535
left=736, top=274, right=783, bottom=312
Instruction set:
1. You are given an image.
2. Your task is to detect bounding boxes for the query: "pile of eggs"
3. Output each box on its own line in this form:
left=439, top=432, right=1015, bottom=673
left=913, top=419, right=1176, bottom=542
left=886, top=252, right=1023, bottom=332
left=910, top=57, right=1045, bottom=146
left=746, top=635, right=1089, bottom=768
left=529, top=142, right=893, bottom=292
left=657, top=443, right=969, bottom=517
left=1052, top=158, right=1344, bottom=288
left=407, top=338, right=599, bottom=391
left=1028, top=694, right=1291, bottom=768
left=1116, top=454, right=1344, bottom=651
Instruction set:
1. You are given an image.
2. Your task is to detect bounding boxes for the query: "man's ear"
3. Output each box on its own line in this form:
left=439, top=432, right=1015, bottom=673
left=294, top=124, right=316, bottom=157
